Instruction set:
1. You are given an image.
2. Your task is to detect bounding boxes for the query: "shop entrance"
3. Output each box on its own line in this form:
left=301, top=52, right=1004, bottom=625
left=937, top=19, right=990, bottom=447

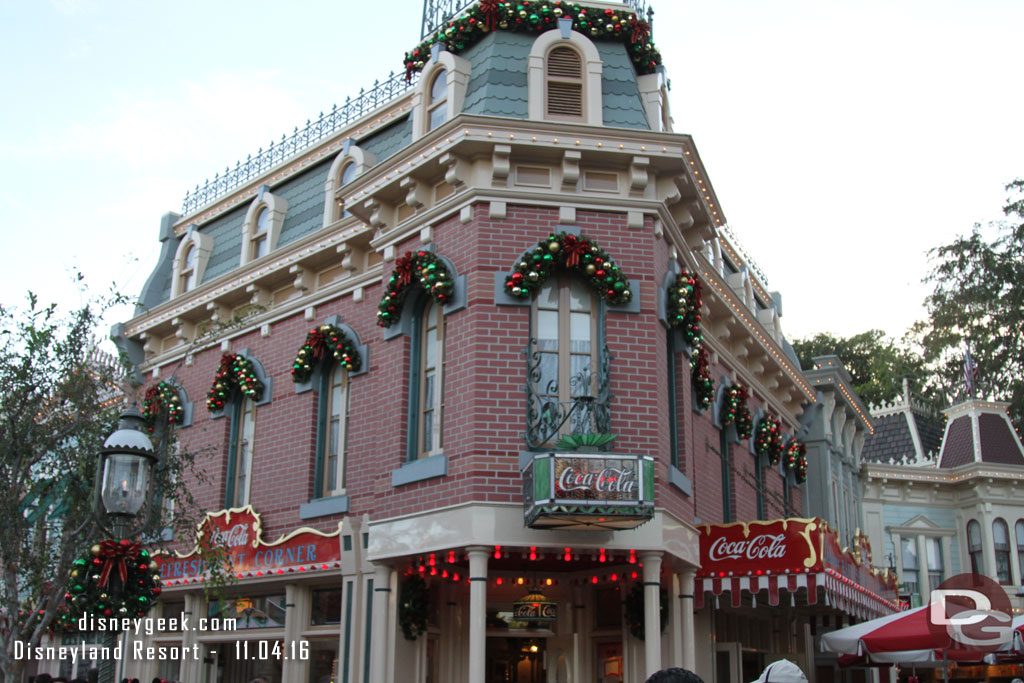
left=486, top=636, right=546, bottom=683
left=203, top=641, right=282, bottom=683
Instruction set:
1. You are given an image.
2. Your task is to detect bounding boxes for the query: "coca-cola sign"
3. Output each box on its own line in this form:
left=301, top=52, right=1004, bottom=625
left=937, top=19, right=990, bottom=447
left=699, top=519, right=821, bottom=576
left=209, top=522, right=252, bottom=549
left=555, top=459, right=638, bottom=499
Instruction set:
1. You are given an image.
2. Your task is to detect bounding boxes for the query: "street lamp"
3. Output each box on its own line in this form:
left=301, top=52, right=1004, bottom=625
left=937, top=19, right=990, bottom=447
left=95, top=406, right=163, bottom=537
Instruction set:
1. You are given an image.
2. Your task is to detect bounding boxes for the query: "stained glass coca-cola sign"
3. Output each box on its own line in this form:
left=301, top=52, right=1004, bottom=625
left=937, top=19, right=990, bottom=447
left=523, top=452, right=654, bottom=530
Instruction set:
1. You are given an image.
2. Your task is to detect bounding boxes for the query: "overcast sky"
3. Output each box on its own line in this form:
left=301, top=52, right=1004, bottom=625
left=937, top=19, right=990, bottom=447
left=2, top=0, right=1021, bottom=346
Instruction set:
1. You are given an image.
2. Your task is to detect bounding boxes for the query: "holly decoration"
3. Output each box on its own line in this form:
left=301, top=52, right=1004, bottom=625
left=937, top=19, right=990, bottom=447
left=505, top=232, right=632, bottom=305
left=622, top=583, right=667, bottom=641
left=66, top=541, right=162, bottom=623
left=398, top=574, right=430, bottom=640
left=405, top=2, right=662, bottom=80
left=691, top=343, right=714, bottom=410
left=786, top=440, right=808, bottom=483
left=754, top=415, right=783, bottom=465
left=720, top=384, right=752, bottom=439
left=377, top=251, right=454, bottom=328
left=291, top=324, right=362, bottom=383
left=141, top=381, right=184, bottom=432
left=667, top=270, right=702, bottom=350
left=206, top=353, right=264, bottom=412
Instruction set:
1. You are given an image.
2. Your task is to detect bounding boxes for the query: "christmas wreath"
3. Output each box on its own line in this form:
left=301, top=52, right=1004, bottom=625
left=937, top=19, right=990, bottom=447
left=377, top=251, right=455, bottom=328
left=786, top=440, right=808, bottom=483
left=66, top=540, right=162, bottom=622
left=291, top=324, right=362, bottom=383
left=667, top=270, right=702, bottom=350
left=404, top=1, right=661, bottom=80
left=504, top=232, right=632, bottom=305
left=206, top=353, right=264, bottom=412
left=398, top=574, right=430, bottom=640
left=141, top=381, right=184, bottom=432
left=754, top=415, right=783, bottom=465
left=691, top=343, right=714, bottom=410
left=622, top=583, right=667, bottom=641
left=720, top=384, right=752, bottom=440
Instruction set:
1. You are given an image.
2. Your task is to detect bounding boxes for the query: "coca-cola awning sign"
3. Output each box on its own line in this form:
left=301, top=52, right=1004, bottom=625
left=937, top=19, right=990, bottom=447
left=700, top=518, right=820, bottom=577
left=154, top=505, right=342, bottom=584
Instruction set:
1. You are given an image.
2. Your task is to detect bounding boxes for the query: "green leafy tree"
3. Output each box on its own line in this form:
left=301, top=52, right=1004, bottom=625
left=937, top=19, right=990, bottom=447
left=914, top=179, right=1024, bottom=430
left=0, top=292, right=221, bottom=683
left=791, top=329, right=932, bottom=408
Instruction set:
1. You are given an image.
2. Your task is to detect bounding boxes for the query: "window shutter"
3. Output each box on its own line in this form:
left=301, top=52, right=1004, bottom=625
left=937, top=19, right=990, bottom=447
left=546, top=47, right=583, bottom=119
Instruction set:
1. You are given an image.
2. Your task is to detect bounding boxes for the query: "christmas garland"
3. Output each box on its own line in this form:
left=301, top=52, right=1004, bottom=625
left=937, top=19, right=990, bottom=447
left=66, top=541, right=162, bottom=622
left=622, top=583, right=667, bottom=641
left=291, top=324, right=362, bottom=383
left=720, top=383, right=752, bottom=440
left=404, top=1, right=661, bottom=80
left=141, top=380, right=185, bottom=432
left=398, top=574, right=430, bottom=640
left=691, top=343, right=714, bottom=410
left=504, top=232, right=632, bottom=305
left=206, top=353, right=264, bottom=412
left=667, top=270, right=702, bottom=350
left=754, top=415, right=783, bottom=466
left=786, top=440, right=808, bottom=483
left=377, top=251, right=455, bottom=328
left=16, top=600, right=75, bottom=635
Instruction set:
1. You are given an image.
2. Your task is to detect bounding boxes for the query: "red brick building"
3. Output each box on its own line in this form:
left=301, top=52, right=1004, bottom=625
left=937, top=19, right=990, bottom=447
left=84, top=2, right=887, bottom=682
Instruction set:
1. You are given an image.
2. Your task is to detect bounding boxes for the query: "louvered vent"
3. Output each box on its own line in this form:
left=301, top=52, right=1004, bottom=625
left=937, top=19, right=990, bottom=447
left=546, top=47, right=583, bottom=118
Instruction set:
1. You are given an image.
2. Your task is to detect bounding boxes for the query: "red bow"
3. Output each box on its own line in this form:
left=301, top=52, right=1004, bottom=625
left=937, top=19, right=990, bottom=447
left=217, top=353, right=235, bottom=376
left=97, top=540, right=141, bottom=588
left=480, top=0, right=500, bottom=31
left=405, top=60, right=415, bottom=83
left=307, top=329, right=327, bottom=363
left=562, top=235, right=589, bottom=269
left=395, top=253, right=415, bottom=287
left=629, top=16, right=650, bottom=44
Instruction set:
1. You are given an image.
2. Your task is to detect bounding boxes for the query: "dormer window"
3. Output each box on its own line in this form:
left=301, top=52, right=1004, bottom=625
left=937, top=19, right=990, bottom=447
left=171, top=228, right=213, bottom=298
left=180, top=244, right=197, bottom=293
left=546, top=47, right=583, bottom=120
left=428, top=70, right=448, bottom=131
left=251, top=208, right=269, bottom=260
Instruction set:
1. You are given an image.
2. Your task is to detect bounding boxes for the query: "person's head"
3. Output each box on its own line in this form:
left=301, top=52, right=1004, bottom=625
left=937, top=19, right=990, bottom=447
left=645, top=668, right=704, bottom=683
left=249, top=678, right=269, bottom=683
left=751, top=660, right=807, bottom=683
left=35, top=675, right=53, bottom=683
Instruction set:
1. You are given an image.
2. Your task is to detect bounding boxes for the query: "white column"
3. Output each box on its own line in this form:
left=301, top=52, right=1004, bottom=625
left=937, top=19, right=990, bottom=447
left=179, top=592, right=205, bottom=683
left=467, top=546, right=490, bottom=683
left=981, top=513, right=998, bottom=581
left=641, top=551, right=664, bottom=678
left=282, top=583, right=308, bottom=682
left=370, top=563, right=393, bottom=683
left=680, top=569, right=696, bottom=671
left=669, top=574, right=683, bottom=666
left=916, top=535, right=931, bottom=601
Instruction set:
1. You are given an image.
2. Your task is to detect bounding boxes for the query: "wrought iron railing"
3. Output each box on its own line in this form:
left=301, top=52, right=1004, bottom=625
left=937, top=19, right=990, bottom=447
left=181, top=70, right=419, bottom=216
left=421, top=0, right=655, bottom=41
left=719, top=223, right=771, bottom=289
left=524, top=339, right=612, bottom=449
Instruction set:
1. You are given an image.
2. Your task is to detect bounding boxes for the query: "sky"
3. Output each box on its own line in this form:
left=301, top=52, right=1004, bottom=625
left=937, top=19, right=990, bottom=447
left=1, top=0, right=1022, bottom=346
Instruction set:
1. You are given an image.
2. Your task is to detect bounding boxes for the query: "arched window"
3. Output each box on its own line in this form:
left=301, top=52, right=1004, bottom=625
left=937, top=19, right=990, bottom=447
left=901, top=537, right=919, bottom=596
left=180, top=244, right=197, bottom=293
left=319, top=363, right=350, bottom=497
left=428, top=69, right=448, bottom=131
left=545, top=46, right=583, bottom=121
left=993, top=518, right=1012, bottom=584
left=1017, top=520, right=1024, bottom=586
left=228, top=396, right=256, bottom=507
left=240, top=188, right=287, bottom=266
left=967, top=520, right=984, bottom=574
left=251, top=207, right=269, bottom=260
left=926, top=537, right=944, bottom=588
left=410, top=296, right=445, bottom=459
left=533, top=276, right=597, bottom=442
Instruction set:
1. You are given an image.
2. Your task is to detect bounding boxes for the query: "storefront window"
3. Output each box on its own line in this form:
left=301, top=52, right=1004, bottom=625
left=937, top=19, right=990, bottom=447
left=58, top=632, right=103, bottom=679
left=900, top=537, right=919, bottom=596
left=926, top=537, right=943, bottom=588
left=307, top=641, right=339, bottom=683
left=210, top=594, right=286, bottom=629
left=310, top=588, right=342, bottom=625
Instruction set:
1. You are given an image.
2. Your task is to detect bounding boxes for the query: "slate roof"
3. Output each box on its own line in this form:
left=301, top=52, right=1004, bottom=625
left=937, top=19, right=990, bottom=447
left=862, top=412, right=916, bottom=463
left=978, top=413, right=1024, bottom=466
left=915, top=412, right=944, bottom=456
left=937, top=415, right=974, bottom=468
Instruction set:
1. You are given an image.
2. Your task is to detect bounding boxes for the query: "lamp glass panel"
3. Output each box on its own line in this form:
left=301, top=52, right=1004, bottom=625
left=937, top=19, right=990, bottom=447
left=101, top=453, right=152, bottom=515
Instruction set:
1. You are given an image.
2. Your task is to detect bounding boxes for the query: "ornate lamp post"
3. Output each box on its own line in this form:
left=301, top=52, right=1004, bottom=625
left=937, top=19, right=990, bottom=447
left=94, top=406, right=163, bottom=538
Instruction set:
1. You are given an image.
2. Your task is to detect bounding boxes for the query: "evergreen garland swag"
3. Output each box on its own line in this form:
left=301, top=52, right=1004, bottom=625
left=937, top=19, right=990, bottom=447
left=691, top=343, right=714, bottom=410
left=398, top=574, right=430, bottom=640
left=668, top=269, right=702, bottom=350
left=291, top=324, right=361, bottom=383
left=505, top=232, right=632, bottom=305
left=66, top=540, right=162, bottom=623
left=377, top=251, right=455, bottom=328
left=754, top=415, right=783, bottom=465
left=206, top=353, right=264, bottom=412
left=720, top=384, right=753, bottom=440
left=786, top=440, right=808, bottom=483
left=404, top=1, right=661, bottom=81
left=141, top=380, right=184, bottom=431
left=622, top=583, right=667, bottom=641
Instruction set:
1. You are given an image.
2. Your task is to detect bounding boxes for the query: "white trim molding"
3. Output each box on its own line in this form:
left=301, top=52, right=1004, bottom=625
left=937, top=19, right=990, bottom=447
left=411, top=49, right=471, bottom=141
left=527, top=29, right=603, bottom=126
left=240, top=185, right=287, bottom=266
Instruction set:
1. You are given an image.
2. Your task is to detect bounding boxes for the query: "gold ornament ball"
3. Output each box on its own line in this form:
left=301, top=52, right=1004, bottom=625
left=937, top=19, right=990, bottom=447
left=91, top=544, right=102, bottom=556
left=548, top=241, right=560, bottom=253
left=585, top=264, right=596, bottom=275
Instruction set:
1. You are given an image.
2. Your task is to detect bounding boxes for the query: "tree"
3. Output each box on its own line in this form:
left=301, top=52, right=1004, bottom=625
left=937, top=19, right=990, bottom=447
left=915, top=179, right=1024, bottom=430
left=791, top=329, right=933, bottom=408
left=0, top=292, right=216, bottom=683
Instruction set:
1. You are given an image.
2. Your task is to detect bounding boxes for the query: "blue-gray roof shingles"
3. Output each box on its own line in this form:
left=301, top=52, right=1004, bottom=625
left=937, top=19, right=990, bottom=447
left=597, top=42, right=649, bottom=130
left=360, top=115, right=413, bottom=163
left=462, top=32, right=530, bottom=119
